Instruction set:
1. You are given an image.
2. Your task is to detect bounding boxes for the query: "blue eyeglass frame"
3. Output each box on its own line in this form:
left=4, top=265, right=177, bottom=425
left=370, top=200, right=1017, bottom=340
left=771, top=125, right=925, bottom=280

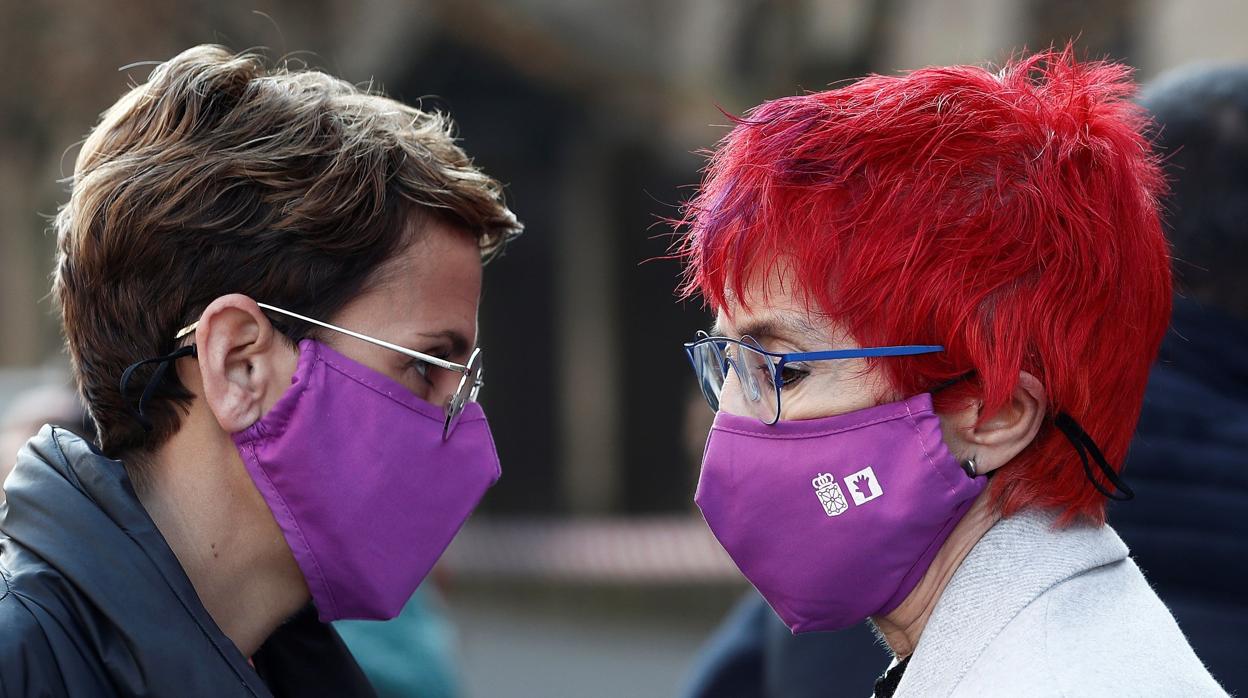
left=683, top=331, right=944, bottom=424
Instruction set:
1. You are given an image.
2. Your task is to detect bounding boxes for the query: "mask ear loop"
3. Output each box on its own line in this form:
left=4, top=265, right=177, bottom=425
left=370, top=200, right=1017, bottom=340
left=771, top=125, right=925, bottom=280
left=929, top=372, right=1133, bottom=500
left=120, top=345, right=198, bottom=432
left=1053, top=413, right=1134, bottom=501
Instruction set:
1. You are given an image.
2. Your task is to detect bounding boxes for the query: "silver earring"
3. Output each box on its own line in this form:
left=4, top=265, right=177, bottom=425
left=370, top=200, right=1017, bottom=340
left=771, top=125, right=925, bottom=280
left=960, top=456, right=978, bottom=478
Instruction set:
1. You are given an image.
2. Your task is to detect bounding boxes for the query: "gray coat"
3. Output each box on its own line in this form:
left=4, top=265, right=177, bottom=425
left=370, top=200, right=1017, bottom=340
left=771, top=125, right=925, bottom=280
left=894, top=510, right=1228, bottom=697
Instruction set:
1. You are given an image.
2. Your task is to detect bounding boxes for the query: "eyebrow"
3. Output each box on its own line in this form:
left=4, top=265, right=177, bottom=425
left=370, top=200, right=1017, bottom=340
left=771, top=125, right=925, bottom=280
left=417, top=329, right=472, bottom=357
left=711, top=314, right=820, bottom=351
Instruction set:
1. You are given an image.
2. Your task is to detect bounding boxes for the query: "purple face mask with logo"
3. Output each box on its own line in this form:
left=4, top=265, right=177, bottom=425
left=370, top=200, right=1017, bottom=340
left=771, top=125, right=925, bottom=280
left=695, top=392, right=985, bottom=633
left=233, top=339, right=500, bottom=622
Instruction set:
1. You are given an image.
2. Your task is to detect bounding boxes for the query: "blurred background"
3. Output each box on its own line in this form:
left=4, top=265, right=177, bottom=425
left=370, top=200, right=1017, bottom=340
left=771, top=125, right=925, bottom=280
left=2, top=1, right=1246, bottom=696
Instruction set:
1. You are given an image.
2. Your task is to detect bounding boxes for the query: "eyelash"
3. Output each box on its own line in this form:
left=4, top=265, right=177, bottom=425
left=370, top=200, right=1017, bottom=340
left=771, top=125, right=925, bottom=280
left=776, top=364, right=809, bottom=389
left=407, top=359, right=431, bottom=380
left=726, top=343, right=810, bottom=391
left=406, top=348, right=453, bottom=381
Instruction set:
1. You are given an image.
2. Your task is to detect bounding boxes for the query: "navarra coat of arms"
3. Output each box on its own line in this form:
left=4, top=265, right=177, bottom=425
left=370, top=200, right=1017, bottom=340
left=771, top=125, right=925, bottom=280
left=812, top=472, right=848, bottom=516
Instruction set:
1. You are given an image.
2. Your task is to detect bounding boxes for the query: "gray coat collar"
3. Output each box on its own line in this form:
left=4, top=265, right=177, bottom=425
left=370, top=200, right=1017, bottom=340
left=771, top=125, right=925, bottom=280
left=894, top=509, right=1128, bottom=696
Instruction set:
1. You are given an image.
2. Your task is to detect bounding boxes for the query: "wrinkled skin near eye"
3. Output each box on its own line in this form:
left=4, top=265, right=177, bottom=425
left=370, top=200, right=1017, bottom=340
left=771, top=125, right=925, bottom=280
left=712, top=266, right=895, bottom=422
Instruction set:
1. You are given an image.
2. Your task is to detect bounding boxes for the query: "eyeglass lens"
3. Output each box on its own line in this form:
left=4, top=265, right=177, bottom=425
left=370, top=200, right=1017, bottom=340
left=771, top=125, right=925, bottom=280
left=690, top=339, right=780, bottom=423
left=443, top=348, right=484, bottom=439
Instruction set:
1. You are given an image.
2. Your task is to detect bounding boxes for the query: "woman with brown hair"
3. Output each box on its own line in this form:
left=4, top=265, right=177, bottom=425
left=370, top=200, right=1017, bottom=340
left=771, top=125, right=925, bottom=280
left=0, top=45, right=520, bottom=697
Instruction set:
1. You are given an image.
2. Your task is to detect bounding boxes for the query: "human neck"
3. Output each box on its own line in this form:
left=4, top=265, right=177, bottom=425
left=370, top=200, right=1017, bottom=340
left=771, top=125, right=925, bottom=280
left=135, top=424, right=309, bottom=657
left=871, top=491, right=999, bottom=658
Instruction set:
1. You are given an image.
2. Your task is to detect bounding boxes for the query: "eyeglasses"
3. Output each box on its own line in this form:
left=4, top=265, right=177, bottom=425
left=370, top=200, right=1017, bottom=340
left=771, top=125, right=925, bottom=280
left=683, top=331, right=943, bottom=424
left=176, top=303, right=483, bottom=440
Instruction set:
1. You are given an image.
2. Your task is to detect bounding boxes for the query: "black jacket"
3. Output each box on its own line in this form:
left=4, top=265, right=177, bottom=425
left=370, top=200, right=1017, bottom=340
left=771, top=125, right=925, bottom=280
left=0, top=426, right=376, bottom=697
left=1108, top=299, right=1248, bottom=688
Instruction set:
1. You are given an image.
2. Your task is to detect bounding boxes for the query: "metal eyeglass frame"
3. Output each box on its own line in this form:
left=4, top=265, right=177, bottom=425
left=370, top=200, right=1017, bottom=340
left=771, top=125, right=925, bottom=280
left=683, top=330, right=944, bottom=425
left=176, top=302, right=483, bottom=440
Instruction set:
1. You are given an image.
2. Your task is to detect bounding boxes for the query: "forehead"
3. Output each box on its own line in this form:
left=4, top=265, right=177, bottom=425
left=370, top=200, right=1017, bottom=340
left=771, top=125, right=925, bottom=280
left=332, top=218, right=482, bottom=344
left=377, top=219, right=483, bottom=298
left=713, top=260, right=831, bottom=341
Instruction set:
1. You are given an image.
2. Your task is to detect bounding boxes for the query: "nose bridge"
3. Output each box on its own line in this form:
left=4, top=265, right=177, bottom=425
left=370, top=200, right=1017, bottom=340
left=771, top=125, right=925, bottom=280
left=427, top=366, right=462, bottom=408
left=729, top=343, right=762, bottom=401
left=718, top=354, right=754, bottom=416
left=690, top=338, right=777, bottom=420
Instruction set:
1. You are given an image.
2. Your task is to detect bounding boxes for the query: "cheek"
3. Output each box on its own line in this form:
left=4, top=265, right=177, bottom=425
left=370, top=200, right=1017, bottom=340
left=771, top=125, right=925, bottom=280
left=782, top=387, right=876, bottom=420
left=781, top=362, right=895, bottom=420
left=392, top=368, right=435, bottom=403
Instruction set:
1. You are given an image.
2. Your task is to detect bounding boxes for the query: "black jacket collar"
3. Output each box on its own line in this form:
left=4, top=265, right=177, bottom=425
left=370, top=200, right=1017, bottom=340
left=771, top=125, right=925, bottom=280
left=1, top=426, right=372, bottom=697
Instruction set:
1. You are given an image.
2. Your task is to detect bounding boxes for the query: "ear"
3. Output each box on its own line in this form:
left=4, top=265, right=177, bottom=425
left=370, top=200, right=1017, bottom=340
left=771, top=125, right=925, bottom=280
left=184, top=294, right=295, bottom=433
left=939, top=371, right=1047, bottom=475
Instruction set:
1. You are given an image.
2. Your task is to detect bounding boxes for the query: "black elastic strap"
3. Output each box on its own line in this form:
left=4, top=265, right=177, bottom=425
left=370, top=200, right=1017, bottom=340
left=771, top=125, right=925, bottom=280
left=119, top=345, right=197, bottom=431
left=1053, top=412, right=1134, bottom=501
left=929, top=370, right=977, bottom=395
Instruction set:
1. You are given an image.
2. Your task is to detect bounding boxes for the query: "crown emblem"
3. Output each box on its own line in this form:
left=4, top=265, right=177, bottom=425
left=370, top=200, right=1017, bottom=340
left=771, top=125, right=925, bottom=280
left=812, top=472, right=848, bottom=517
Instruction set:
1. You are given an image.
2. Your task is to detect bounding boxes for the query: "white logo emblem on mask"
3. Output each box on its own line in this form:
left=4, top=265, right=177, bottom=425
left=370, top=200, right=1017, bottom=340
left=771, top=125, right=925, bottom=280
left=812, top=473, right=849, bottom=516
left=846, top=466, right=883, bottom=506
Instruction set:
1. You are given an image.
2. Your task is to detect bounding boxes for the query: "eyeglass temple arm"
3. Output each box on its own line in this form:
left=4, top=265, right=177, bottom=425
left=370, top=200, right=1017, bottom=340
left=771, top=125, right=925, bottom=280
left=782, top=345, right=944, bottom=363
left=175, top=302, right=469, bottom=373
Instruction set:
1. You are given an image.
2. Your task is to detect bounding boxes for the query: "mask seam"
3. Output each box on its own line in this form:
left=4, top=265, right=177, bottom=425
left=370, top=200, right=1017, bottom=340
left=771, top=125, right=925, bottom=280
left=902, top=400, right=938, bottom=477
left=877, top=506, right=966, bottom=617
left=317, top=353, right=487, bottom=427
left=481, top=416, right=503, bottom=480
left=903, top=400, right=961, bottom=494
left=869, top=401, right=968, bottom=616
left=712, top=409, right=922, bottom=441
left=242, top=439, right=339, bottom=619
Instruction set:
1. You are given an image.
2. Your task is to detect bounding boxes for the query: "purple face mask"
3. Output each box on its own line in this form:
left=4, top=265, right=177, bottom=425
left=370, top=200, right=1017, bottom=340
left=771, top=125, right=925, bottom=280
left=233, top=339, right=500, bottom=622
left=695, top=392, right=985, bottom=633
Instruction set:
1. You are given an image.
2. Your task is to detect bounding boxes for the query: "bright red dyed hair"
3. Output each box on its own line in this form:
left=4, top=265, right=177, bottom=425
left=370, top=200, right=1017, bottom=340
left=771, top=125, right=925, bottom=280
left=677, top=49, right=1170, bottom=525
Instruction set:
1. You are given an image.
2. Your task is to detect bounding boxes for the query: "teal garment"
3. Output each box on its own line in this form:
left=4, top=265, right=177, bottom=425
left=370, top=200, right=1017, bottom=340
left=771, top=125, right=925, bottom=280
left=335, top=585, right=462, bottom=698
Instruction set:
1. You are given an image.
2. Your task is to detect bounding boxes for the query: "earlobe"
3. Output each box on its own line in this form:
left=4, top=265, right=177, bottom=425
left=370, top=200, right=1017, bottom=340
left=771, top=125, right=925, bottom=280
left=191, top=295, right=285, bottom=434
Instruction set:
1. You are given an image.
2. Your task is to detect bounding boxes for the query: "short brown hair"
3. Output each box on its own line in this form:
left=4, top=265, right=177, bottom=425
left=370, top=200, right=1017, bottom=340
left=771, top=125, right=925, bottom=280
left=53, top=45, right=521, bottom=458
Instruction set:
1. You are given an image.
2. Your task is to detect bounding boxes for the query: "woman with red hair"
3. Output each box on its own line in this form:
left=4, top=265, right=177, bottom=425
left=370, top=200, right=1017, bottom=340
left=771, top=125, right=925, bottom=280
left=678, top=50, right=1226, bottom=696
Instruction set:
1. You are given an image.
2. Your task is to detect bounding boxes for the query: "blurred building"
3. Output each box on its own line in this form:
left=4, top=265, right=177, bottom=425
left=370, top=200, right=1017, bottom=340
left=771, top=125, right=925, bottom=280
left=4, top=2, right=1247, bottom=695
